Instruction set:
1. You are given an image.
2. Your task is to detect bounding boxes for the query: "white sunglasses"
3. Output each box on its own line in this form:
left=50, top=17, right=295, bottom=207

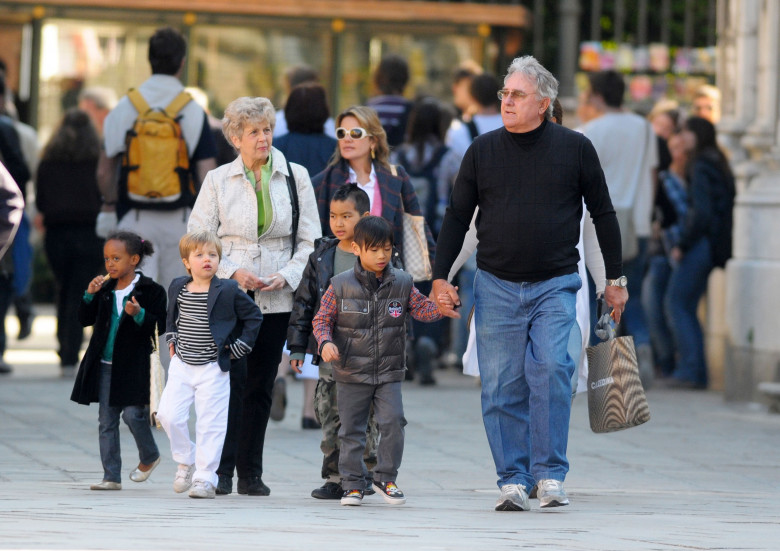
left=336, top=127, right=372, bottom=140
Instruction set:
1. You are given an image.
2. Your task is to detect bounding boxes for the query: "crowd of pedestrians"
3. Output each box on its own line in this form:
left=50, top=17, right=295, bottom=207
left=0, top=25, right=735, bottom=509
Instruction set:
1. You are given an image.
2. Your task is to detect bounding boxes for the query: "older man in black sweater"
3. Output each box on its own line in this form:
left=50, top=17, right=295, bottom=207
left=433, top=56, right=628, bottom=512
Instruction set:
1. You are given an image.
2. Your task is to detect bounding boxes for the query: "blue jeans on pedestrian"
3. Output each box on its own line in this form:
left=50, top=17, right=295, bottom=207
left=590, top=238, right=651, bottom=346
left=642, top=255, right=676, bottom=376
left=620, top=237, right=651, bottom=347
left=664, top=238, right=713, bottom=387
left=474, top=270, right=580, bottom=490
left=98, top=361, right=159, bottom=483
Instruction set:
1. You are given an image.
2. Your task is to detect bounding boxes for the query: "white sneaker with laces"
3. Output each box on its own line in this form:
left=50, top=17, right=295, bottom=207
left=495, top=483, right=530, bottom=511
left=173, top=464, right=194, bottom=493
left=537, top=479, right=569, bottom=508
left=189, top=479, right=216, bottom=499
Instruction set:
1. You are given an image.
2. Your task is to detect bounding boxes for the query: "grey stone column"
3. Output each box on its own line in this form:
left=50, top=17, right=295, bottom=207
left=720, top=0, right=780, bottom=402
left=556, top=0, right=581, bottom=101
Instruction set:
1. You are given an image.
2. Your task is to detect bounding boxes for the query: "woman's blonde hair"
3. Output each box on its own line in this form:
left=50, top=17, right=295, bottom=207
left=222, top=97, right=276, bottom=148
left=329, top=105, right=390, bottom=168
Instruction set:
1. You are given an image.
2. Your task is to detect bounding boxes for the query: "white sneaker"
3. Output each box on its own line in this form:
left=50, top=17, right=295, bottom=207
left=495, top=483, right=530, bottom=511
left=537, top=479, right=569, bottom=508
left=189, top=480, right=216, bottom=499
left=173, top=464, right=194, bottom=493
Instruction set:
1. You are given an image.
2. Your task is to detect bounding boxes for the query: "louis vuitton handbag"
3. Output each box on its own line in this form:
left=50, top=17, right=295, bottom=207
left=391, top=165, right=433, bottom=282
left=586, top=301, right=650, bottom=433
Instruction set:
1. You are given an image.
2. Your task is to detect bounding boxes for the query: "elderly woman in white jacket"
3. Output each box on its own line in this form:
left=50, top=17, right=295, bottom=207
left=188, top=96, right=321, bottom=497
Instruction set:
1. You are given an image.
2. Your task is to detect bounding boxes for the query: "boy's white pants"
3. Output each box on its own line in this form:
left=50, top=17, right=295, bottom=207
left=157, top=355, right=229, bottom=487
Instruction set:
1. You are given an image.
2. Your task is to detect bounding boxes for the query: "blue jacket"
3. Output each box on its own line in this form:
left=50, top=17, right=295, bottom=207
left=166, top=276, right=263, bottom=372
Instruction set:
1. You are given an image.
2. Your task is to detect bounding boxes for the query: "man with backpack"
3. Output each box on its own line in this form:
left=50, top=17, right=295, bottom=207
left=98, top=27, right=217, bottom=290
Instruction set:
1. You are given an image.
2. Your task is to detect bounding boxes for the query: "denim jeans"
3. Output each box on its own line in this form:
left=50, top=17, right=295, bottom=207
left=588, top=238, right=651, bottom=347
left=664, top=238, right=713, bottom=387
left=620, top=237, right=650, bottom=346
left=97, top=362, right=160, bottom=483
left=474, top=270, right=580, bottom=490
left=641, top=255, right=676, bottom=376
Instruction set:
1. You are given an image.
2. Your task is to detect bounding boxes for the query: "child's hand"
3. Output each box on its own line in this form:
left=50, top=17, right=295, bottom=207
left=87, top=274, right=109, bottom=295
left=437, top=292, right=454, bottom=308
left=320, top=343, right=340, bottom=363
left=124, top=296, right=141, bottom=317
left=169, top=342, right=175, bottom=358
left=290, top=358, right=303, bottom=374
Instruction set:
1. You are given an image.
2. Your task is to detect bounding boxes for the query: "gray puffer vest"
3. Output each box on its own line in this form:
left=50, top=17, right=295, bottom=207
left=330, top=261, right=413, bottom=385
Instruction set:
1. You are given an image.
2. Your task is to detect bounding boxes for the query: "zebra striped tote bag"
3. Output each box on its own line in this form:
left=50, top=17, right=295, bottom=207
left=586, top=335, right=651, bottom=433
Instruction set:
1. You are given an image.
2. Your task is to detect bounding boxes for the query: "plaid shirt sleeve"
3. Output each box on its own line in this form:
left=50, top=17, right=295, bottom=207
left=408, top=285, right=443, bottom=322
left=312, top=284, right=337, bottom=350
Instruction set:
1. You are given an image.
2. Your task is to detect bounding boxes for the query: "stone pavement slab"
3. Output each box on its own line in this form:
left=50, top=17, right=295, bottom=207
left=1, top=309, right=779, bottom=550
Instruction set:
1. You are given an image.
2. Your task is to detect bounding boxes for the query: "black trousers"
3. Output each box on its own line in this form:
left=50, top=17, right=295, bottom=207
left=44, top=225, right=103, bottom=366
left=218, top=311, right=290, bottom=479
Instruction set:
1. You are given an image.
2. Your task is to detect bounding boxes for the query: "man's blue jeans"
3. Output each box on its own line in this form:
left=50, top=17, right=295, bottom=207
left=474, top=270, right=580, bottom=490
left=98, top=361, right=159, bottom=483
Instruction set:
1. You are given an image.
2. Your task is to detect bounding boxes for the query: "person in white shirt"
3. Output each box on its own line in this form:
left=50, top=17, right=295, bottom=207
left=445, top=73, right=504, bottom=158
left=578, top=70, right=658, bottom=387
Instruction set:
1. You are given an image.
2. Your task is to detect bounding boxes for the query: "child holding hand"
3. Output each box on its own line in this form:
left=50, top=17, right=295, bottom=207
left=312, top=216, right=443, bottom=506
left=288, top=184, right=391, bottom=500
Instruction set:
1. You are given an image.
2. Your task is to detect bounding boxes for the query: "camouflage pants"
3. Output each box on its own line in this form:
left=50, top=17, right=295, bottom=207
left=315, top=363, right=379, bottom=482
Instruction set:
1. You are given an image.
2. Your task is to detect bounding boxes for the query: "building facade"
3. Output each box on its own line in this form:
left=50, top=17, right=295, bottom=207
left=717, top=0, right=780, bottom=401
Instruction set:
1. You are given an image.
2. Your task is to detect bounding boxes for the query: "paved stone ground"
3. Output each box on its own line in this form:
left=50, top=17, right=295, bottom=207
left=1, top=308, right=779, bottom=550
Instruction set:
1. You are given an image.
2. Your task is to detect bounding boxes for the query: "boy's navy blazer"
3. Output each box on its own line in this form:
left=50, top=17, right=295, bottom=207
left=166, top=275, right=262, bottom=372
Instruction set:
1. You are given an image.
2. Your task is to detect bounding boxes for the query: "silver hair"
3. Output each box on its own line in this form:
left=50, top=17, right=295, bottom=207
left=77, top=86, right=118, bottom=111
left=505, top=56, right=558, bottom=118
left=222, top=97, right=276, bottom=145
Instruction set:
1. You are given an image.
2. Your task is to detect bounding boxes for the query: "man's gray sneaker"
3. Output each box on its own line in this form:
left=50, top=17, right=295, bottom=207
left=495, top=483, right=530, bottom=511
left=537, top=479, right=569, bottom=508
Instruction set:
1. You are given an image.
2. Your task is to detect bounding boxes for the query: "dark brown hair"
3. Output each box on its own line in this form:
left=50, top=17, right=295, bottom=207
left=41, top=108, right=101, bottom=163
left=285, top=83, right=330, bottom=134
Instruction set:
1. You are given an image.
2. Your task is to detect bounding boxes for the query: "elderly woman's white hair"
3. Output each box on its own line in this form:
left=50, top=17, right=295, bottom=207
left=505, top=56, right=559, bottom=118
left=222, top=97, right=276, bottom=145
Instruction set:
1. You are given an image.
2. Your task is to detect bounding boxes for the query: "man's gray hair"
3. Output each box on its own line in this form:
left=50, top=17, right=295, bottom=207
left=222, top=96, right=276, bottom=145
left=505, top=56, right=558, bottom=118
left=78, top=86, right=118, bottom=111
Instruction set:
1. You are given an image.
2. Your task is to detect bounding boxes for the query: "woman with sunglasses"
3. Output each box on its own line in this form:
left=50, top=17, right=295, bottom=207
left=311, top=105, right=435, bottom=269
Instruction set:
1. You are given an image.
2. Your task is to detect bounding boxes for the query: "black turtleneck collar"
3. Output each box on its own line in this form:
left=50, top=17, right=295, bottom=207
left=507, top=117, right=548, bottom=146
